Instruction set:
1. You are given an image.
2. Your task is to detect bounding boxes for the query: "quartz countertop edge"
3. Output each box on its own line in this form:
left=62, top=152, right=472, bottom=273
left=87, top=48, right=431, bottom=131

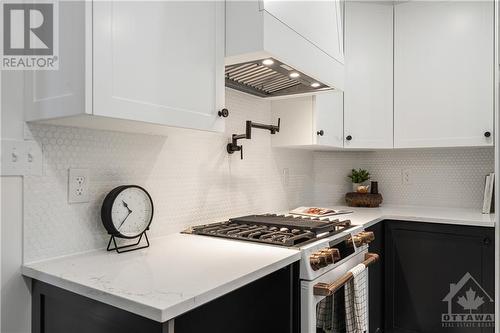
left=326, top=205, right=495, bottom=228
left=22, top=233, right=301, bottom=323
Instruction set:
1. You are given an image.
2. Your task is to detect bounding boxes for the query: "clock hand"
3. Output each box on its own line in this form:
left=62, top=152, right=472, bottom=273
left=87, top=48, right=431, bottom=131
left=122, top=200, right=132, bottom=213
left=117, top=210, right=132, bottom=230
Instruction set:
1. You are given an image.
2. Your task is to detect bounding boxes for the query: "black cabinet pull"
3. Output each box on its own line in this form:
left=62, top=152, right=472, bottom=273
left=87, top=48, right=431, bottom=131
left=317, top=130, right=324, bottom=136
left=218, top=108, right=229, bottom=118
left=484, top=131, right=491, bottom=138
left=483, top=237, right=491, bottom=246
left=346, top=135, right=352, bottom=141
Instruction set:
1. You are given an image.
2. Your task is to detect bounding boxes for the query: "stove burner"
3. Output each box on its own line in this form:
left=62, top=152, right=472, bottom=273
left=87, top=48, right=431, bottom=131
left=185, top=214, right=352, bottom=247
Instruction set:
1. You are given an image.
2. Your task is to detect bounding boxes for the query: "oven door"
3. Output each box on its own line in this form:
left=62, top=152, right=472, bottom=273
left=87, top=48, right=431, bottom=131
left=301, top=247, right=368, bottom=333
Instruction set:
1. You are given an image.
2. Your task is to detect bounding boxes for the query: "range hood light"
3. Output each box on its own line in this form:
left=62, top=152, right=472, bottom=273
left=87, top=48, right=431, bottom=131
left=262, top=59, right=274, bottom=66
left=225, top=58, right=333, bottom=97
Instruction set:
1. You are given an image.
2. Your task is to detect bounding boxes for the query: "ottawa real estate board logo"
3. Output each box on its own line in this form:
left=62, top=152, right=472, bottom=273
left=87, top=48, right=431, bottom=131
left=441, top=272, right=494, bottom=328
left=1, top=1, right=58, bottom=70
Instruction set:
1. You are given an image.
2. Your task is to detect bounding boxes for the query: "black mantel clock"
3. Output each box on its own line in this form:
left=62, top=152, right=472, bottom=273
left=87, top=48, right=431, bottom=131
left=101, top=185, right=154, bottom=253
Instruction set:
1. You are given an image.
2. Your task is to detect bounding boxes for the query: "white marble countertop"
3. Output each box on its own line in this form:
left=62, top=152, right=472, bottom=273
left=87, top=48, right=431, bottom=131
left=22, top=204, right=494, bottom=323
left=325, top=204, right=495, bottom=228
left=22, top=233, right=301, bottom=322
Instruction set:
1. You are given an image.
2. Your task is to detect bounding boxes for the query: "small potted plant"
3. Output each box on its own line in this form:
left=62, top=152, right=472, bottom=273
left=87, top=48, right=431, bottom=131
left=348, top=168, right=371, bottom=192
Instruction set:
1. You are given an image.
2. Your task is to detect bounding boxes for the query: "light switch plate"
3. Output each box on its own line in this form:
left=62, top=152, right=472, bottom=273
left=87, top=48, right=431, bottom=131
left=1, top=139, right=43, bottom=176
left=68, top=168, right=90, bottom=203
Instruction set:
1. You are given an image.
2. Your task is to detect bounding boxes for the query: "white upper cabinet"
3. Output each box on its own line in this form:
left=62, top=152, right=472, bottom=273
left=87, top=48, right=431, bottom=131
left=261, top=0, right=344, bottom=64
left=343, top=2, right=393, bottom=149
left=225, top=0, right=345, bottom=91
left=25, top=1, right=225, bottom=134
left=93, top=1, right=224, bottom=132
left=314, top=92, right=344, bottom=147
left=271, top=91, right=344, bottom=149
left=394, top=1, right=494, bottom=148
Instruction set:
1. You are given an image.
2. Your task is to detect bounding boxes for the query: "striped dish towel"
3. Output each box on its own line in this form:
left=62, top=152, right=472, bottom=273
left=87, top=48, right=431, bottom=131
left=344, top=263, right=368, bottom=333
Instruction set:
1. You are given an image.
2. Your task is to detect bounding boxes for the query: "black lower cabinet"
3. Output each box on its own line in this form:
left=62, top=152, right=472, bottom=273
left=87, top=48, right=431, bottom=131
left=32, top=280, right=167, bottom=333
left=32, top=262, right=300, bottom=333
left=175, top=262, right=300, bottom=333
left=384, top=221, right=495, bottom=333
left=366, top=221, right=385, bottom=333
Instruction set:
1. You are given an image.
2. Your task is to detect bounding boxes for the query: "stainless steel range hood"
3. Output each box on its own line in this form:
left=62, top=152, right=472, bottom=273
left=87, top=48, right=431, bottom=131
left=225, top=58, right=332, bottom=98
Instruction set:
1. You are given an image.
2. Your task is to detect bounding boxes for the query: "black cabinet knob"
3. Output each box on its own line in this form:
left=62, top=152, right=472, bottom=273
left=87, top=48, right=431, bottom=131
left=218, top=108, right=229, bottom=118
left=317, top=130, right=324, bottom=136
left=484, top=131, right=491, bottom=138
left=346, top=135, right=352, bottom=141
left=483, top=237, right=491, bottom=246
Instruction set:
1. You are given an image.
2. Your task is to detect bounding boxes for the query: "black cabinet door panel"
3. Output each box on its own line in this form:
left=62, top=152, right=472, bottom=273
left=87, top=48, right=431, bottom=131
left=385, top=221, right=494, bottom=333
left=175, top=263, right=300, bottom=333
left=367, top=222, right=385, bottom=333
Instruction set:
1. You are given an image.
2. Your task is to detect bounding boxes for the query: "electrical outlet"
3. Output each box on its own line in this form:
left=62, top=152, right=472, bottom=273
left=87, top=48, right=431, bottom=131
left=68, top=168, right=90, bottom=203
left=402, top=168, right=412, bottom=185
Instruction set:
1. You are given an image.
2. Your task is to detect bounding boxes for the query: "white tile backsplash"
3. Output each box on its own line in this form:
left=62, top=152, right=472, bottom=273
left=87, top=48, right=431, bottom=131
left=313, top=148, right=494, bottom=208
left=24, top=90, right=314, bottom=263
left=23, top=89, right=494, bottom=263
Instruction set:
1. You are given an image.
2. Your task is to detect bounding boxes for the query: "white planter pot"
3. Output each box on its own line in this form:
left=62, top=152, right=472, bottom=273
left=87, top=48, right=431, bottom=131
left=352, top=183, right=361, bottom=192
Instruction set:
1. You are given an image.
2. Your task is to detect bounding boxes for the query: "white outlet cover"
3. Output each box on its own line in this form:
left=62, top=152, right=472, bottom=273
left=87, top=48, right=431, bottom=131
left=68, top=168, right=90, bottom=203
left=402, top=168, right=412, bottom=185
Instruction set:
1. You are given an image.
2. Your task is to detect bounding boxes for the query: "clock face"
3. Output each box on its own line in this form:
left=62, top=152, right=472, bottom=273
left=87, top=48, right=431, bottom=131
left=108, top=186, right=153, bottom=238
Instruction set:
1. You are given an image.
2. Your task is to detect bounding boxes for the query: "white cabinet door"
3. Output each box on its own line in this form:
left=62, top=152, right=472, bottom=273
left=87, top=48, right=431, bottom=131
left=271, top=91, right=343, bottom=148
left=314, top=92, right=344, bottom=147
left=271, top=97, right=314, bottom=147
left=93, top=1, right=225, bottom=132
left=24, top=1, right=91, bottom=121
left=394, top=1, right=494, bottom=148
left=344, top=2, right=393, bottom=149
left=262, top=0, right=344, bottom=64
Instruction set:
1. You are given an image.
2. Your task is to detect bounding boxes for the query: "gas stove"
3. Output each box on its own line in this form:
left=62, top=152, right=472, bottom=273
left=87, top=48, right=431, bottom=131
left=185, top=213, right=377, bottom=333
left=183, top=214, right=354, bottom=248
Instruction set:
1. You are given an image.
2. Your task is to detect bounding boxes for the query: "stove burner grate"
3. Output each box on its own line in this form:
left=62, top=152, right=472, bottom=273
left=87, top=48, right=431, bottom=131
left=185, top=214, right=352, bottom=247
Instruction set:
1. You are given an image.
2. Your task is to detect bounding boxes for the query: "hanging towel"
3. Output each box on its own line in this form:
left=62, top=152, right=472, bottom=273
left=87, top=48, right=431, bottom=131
left=344, top=263, right=368, bottom=333
left=316, top=288, right=347, bottom=333
left=332, top=287, right=347, bottom=333
left=316, top=294, right=333, bottom=332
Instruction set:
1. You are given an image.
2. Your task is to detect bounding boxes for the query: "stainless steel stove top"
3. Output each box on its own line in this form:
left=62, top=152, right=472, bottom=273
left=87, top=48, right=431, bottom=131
left=183, top=214, right=353, bottom=247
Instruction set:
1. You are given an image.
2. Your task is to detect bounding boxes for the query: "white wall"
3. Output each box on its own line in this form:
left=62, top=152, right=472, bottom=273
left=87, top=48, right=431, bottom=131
left=1, top=71, right=31, bottom=333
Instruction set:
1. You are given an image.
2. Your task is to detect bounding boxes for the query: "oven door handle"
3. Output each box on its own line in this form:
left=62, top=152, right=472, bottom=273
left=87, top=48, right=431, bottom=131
left=313, top=252, right=379, bottom=296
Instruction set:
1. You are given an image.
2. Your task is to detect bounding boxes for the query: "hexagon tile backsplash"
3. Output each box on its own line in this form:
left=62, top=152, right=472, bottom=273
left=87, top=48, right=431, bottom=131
left=23, top=89, right=494, bottom=263
left=312, top=148, right=494, bottom=208
left=24, top=90, right=314, bottom=263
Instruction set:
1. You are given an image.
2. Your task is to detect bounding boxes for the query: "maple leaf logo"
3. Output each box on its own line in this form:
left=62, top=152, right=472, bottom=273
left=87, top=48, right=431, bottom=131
left=457, top=288, right=484, bottom=313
